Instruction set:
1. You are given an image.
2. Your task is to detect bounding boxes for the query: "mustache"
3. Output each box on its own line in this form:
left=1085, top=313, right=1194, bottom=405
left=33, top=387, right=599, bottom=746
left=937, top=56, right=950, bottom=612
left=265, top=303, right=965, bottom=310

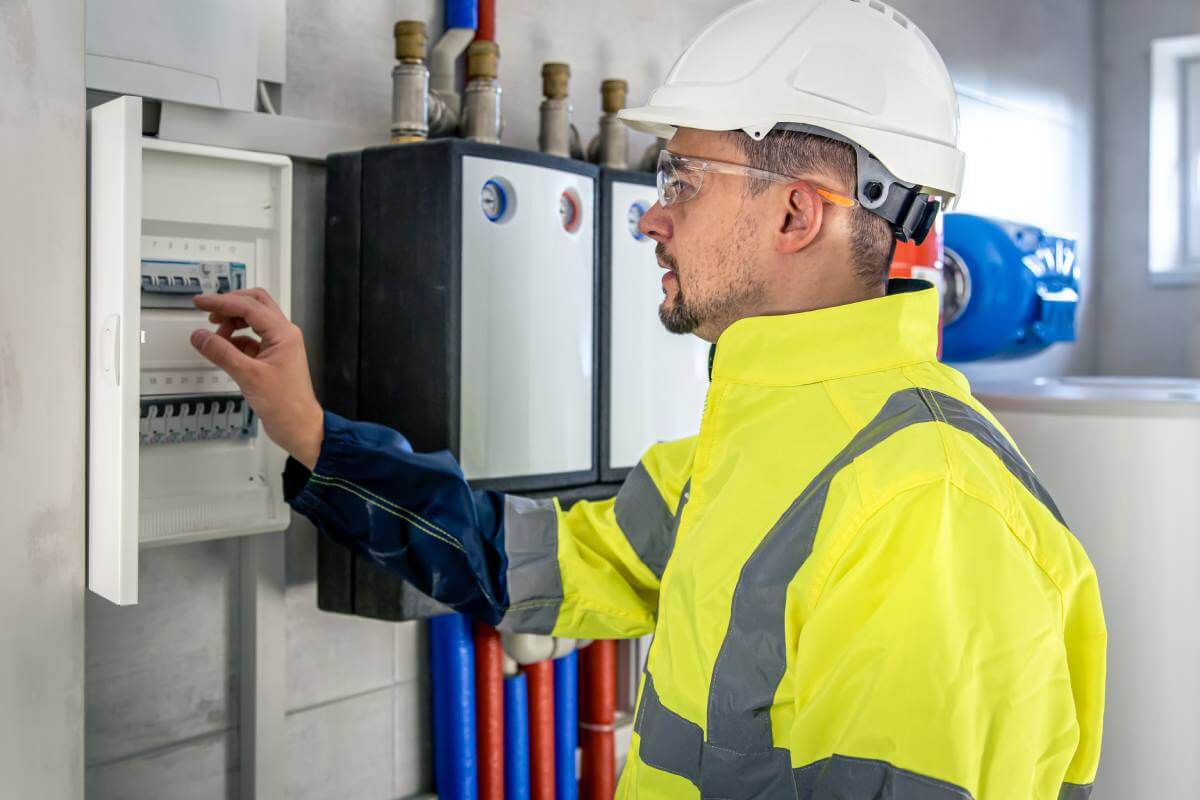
left=655, top=243, right=679, bottom=271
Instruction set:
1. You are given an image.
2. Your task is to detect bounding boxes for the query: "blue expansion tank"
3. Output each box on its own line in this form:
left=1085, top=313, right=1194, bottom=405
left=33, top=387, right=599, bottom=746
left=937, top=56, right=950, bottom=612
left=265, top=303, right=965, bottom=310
left=941, top=213, right=1079, bottom=362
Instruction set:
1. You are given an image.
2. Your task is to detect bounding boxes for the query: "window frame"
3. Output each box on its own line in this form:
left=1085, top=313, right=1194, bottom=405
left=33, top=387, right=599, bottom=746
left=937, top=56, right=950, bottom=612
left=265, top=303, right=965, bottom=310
left=1149, top=34, right=1200, bottom=284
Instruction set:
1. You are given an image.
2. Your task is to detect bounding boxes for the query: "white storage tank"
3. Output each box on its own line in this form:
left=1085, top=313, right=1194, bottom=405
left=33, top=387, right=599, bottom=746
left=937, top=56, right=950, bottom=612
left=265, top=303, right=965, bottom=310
left=975, top=376, right=1200, bottom=799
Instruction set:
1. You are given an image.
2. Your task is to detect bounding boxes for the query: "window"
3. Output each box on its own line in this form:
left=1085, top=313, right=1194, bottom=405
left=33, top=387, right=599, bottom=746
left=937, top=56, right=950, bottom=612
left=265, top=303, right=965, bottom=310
left=1149, top=35, right=1200, bottom=281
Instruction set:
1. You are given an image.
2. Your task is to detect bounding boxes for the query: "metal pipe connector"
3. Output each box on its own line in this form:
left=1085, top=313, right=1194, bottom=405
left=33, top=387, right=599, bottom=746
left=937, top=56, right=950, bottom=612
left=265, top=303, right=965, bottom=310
left=391, top=62, right=430, bottom=142
left=391, top=21, right=430, bottom=142
left=463, top=40, right=502, bottom=144
left=539, top=63, right=572, bottom=157
left=601, top=78, right=627, bottom=115
left=589, top=79, right=629, bottom=168
left=394, top=20, right=427, bottom=61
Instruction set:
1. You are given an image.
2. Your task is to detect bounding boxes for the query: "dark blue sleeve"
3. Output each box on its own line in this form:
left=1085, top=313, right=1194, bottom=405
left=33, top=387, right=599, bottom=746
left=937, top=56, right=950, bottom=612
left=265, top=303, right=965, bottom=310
left=285, top=410, right=510, bottom=624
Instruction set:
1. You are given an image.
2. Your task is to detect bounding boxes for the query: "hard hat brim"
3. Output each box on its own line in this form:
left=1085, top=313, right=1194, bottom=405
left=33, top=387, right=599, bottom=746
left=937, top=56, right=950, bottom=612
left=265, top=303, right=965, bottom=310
left=619, top=104, right=964, bottom=205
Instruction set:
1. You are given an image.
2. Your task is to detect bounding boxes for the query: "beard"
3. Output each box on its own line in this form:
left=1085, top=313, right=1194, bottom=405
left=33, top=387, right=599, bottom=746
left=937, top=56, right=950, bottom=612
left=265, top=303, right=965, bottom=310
left=657, top=246, right=702, bottom=334
left=656, top=232, right=765, bottom=336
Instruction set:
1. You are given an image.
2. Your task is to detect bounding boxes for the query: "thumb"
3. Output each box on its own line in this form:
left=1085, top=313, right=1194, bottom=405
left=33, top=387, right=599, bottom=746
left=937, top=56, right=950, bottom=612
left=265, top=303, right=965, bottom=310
left=191, top=329, right=255, bottom=382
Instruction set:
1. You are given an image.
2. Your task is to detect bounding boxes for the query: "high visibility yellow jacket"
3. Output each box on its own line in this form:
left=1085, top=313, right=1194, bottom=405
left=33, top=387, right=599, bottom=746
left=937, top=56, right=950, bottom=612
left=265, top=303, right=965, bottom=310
left=288, top=282, right=1105, bottom=799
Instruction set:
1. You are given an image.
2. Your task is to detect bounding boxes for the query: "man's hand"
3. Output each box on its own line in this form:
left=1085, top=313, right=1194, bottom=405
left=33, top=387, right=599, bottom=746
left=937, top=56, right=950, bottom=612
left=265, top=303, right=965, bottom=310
left=190, top=289, right=324, bottom=470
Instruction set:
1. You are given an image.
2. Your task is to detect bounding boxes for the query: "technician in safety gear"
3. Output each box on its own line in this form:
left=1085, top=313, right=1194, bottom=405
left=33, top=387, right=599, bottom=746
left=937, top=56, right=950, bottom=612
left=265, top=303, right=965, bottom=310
left=189, top=1, right=1105, bottom=797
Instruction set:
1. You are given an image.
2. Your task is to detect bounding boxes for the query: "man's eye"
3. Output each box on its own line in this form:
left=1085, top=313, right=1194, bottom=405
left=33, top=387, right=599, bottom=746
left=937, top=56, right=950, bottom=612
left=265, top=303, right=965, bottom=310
left=671, top=174, right=696, bottom=192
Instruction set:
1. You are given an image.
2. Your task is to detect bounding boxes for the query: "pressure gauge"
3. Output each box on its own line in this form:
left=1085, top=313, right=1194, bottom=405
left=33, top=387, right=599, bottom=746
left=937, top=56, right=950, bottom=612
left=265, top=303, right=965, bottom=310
left=627, top=201, right=648, bottom=241
left=559, top=189, right=581, bottom=233
left=481, top=179, right=507, bottom=222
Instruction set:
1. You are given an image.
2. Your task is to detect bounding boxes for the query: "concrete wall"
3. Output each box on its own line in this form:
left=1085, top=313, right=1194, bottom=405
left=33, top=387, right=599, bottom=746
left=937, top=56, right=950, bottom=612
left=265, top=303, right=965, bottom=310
left=1096, top=0, right=1200, bottom=376
left=0, top=1, right=87, bottom=797
left=84, top=1, right=1099, bottom=798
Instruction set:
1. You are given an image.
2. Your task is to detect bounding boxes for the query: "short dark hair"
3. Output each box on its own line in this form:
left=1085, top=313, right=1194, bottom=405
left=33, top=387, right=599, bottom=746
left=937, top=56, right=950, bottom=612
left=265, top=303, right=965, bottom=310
left=729, top=129, right=896, bottom=288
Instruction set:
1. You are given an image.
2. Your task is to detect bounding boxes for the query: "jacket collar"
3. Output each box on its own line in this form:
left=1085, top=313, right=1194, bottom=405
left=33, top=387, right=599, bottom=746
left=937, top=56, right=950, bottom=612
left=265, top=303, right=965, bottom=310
left=709, top=279, right=940, bottom=386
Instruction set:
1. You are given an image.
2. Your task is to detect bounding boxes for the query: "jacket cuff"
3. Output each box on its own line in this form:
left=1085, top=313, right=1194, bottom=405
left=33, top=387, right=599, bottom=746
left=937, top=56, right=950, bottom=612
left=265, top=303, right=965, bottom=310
left=282, top=410, right=362, bottom=507
left=282, top=456, right=312, bottom=503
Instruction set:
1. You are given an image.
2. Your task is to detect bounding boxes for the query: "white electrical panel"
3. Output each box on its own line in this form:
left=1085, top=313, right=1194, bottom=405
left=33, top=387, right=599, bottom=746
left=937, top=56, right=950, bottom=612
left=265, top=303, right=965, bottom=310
left=458, top=156, right=596, bottom=482
left=607, top=180, right=709, bottom=475
left=89, top=96, right=292, bottom=605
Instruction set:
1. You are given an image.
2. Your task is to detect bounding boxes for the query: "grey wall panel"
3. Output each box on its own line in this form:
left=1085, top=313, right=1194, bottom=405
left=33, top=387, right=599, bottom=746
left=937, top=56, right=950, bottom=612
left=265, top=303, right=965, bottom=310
left=285, top=685, right=399, bottom=800
left=86, top=539, right=240, bottom=765
left=0, top=1, right=87, bottom=796
left=285, top=551, right=396, bottom=712
left=393, top=672, right=434, bottom=796
left=1097, top=0, right=1200, bottom=376
left=393, top=616, right=424, bottom=684
left=86, top=730, right=239, bottom=800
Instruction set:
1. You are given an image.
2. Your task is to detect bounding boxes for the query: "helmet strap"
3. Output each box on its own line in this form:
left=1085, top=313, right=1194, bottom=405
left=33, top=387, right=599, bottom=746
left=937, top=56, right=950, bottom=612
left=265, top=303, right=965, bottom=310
left=767, top=122, right=940, bottom=244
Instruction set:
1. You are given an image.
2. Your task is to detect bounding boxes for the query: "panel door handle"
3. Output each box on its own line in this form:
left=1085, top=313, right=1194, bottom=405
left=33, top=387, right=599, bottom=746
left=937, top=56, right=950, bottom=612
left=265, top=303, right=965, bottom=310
left=100, top=313, right=121, bottom=386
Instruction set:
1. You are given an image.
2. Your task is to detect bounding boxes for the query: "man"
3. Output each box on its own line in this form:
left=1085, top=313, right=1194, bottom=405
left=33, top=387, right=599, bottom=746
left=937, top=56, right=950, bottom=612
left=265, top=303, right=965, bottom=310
left=190, top=1, right=1105, bottom=797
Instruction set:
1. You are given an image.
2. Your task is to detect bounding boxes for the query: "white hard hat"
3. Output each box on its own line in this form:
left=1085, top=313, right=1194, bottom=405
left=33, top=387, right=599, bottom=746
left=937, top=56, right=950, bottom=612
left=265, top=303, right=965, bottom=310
left=620, top=0, right=966, bottom=242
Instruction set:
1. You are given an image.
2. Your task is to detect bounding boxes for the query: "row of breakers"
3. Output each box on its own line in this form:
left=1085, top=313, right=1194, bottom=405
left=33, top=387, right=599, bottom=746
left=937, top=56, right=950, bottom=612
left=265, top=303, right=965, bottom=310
left=139, top=394, right=257, bottom=445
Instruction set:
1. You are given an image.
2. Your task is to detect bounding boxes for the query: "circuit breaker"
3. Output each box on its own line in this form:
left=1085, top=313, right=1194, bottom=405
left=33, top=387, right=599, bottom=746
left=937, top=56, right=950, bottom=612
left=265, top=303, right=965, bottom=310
left=320, top=139, right=598, bottom=620
left=88, top=96, right=292, bottom=605
left=600, top=169, right=709, bottom=482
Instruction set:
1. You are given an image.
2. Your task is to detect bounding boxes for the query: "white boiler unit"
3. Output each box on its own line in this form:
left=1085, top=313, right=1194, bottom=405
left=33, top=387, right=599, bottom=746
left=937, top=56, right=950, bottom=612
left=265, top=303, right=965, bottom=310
left=976, top=376, right=1200, bottom=800
left=320, top=139, right=599, bottom=621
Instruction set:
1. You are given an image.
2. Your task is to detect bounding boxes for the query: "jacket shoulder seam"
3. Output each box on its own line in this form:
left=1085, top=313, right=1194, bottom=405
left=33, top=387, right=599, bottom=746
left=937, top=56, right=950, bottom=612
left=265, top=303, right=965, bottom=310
left=810, top=476, right=1067, bottom=628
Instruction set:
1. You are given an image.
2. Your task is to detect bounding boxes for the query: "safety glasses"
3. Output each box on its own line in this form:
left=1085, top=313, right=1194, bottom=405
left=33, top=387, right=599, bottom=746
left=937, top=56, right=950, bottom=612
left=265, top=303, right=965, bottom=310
left=656, top=149, right=858, bottom=210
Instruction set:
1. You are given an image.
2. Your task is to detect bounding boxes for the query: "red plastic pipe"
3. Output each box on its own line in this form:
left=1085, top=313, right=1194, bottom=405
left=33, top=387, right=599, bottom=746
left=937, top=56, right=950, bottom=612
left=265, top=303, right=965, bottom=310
left=476, top=0, right=496, bottom=41
left=524, top=659, right=556, bottom=800
left=580, top=641, right=617, bottom=800
left=474, top=623, right=505, bottom=800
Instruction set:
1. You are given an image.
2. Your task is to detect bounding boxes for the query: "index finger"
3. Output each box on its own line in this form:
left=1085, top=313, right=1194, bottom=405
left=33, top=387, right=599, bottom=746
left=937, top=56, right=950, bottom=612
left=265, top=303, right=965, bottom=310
left=193, top=293, right=286, bottom=338
left=227, top=287, right=282, bottom=314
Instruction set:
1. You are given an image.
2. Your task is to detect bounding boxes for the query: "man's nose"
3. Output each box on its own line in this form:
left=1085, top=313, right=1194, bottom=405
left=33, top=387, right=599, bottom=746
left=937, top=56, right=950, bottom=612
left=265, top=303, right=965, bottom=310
left=639, top=201, right=672, bottom=243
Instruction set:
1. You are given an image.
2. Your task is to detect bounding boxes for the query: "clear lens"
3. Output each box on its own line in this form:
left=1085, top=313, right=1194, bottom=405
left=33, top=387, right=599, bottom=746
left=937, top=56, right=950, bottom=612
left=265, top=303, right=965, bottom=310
left=656, top=151, right=702, bottom=207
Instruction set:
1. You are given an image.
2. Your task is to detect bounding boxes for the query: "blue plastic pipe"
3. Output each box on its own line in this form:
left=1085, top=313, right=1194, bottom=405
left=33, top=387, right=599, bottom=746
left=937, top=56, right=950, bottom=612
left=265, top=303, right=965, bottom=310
left=446, top=0, right=478, bottom=31
left=505, top=673, right=532, bottom=800
left=553, top=652, right=579, bottom=800
left=430, top=613, right=478, bottom=800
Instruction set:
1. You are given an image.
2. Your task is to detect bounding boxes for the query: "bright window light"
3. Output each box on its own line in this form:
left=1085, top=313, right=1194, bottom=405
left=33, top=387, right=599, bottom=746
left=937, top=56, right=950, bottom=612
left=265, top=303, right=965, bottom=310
left=1149, top=35, right=1200, bottom=282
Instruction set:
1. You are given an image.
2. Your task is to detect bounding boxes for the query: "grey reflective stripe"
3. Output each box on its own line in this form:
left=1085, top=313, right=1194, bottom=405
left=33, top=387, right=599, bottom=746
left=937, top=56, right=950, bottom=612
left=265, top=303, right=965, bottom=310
left=496, top=495, right=562, bottom=634
left=633, top=388, right=1067, bottom=796
left=632, top=674, right=703, bottom=785
left=793, top=755, right=973, bottom=798
left=705, top=389, right=936, bottom=764
left=614, top=463, right=678, bottom=578
left=1059, top=783, right=1093, bottom=800
left=918, top=387, right=1065, bottom=526
left=672, top=478, right=692, bottom=537
left=702, top=742, right=794, bottom=799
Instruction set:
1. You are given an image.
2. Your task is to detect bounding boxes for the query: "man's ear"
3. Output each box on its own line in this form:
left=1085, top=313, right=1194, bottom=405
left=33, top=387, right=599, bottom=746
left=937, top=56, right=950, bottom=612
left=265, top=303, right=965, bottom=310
left=776, top=182, right=825, bottom=255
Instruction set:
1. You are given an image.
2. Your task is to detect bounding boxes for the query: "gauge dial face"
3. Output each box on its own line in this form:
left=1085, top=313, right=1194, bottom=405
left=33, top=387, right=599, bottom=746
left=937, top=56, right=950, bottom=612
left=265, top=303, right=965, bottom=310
left=481, top=179, right=507, bottom=222
left=559, top=190, right=580, bottom=232
left=627, top=201, right=648, bottom=241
